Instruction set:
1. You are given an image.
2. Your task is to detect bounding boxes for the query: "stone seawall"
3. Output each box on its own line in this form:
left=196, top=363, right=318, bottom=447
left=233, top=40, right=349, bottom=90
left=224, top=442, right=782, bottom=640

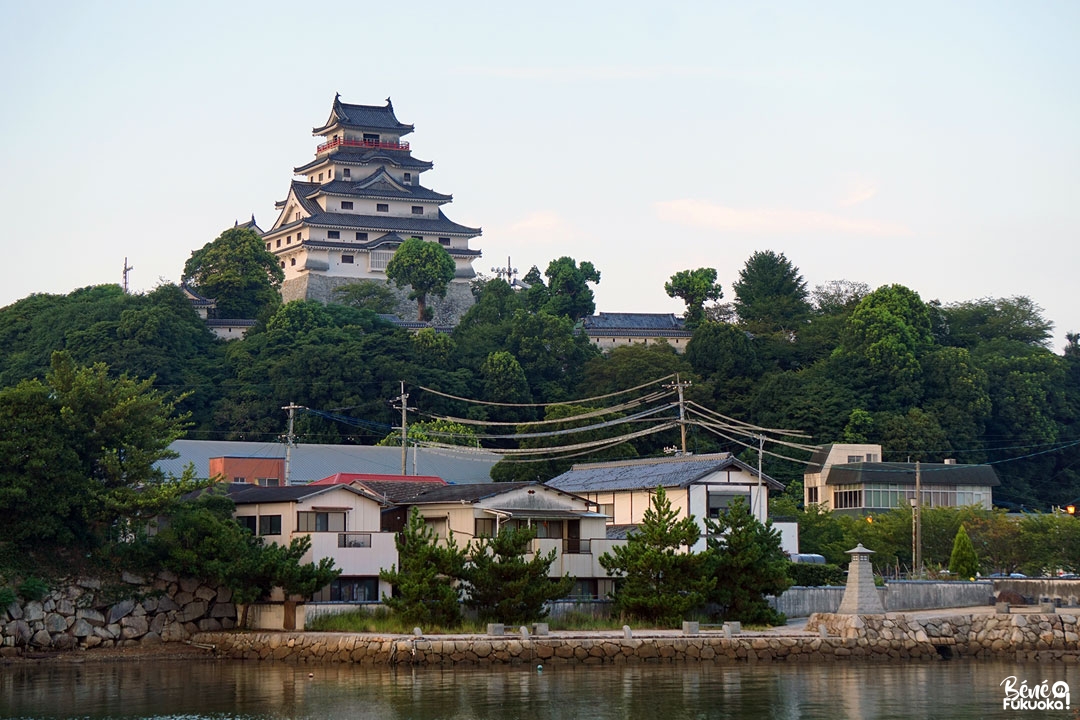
left=193, top=612, right=1080, bottom=665
left=1, top=572, right=237, bottom=655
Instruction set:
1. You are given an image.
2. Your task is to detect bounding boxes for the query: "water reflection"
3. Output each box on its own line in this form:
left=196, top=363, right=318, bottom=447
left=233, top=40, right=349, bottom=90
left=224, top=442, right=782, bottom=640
left=1, top=658, right=1077, bottom=719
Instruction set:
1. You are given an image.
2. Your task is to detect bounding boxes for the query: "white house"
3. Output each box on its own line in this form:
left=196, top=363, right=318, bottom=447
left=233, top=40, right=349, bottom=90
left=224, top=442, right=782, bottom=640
left=546, top=453, right=797, bottom=554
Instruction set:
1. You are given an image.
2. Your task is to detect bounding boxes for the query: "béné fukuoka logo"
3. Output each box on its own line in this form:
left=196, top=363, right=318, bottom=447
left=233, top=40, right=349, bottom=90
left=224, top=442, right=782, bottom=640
left=1000, top=676, right=1070, bottom=711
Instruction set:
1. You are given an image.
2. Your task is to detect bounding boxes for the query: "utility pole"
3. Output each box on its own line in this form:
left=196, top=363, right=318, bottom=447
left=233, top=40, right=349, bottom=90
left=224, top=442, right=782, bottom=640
left=391, top=382, right=414, bottom=475
left=663, top=374, right=691, bottom=455
left=281, top=402, right=302, bottom=486
left=914, top=460, right=923, bottom=578
left=755, top=433, right=764, bottom=523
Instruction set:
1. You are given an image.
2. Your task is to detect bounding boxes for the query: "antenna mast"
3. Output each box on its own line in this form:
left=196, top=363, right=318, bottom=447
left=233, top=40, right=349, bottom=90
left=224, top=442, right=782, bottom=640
left=122, top=257, right=134, bottom=293
left=281, top=402, right=302, bottom=485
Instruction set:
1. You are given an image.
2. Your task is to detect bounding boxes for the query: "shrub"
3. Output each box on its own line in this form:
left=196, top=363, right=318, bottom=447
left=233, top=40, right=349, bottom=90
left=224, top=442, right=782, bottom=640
left=0, top=586, right=16, bottom=607
left=787, top=562, right=845, bottom=587
left=17, top=576, right=49, bottom=601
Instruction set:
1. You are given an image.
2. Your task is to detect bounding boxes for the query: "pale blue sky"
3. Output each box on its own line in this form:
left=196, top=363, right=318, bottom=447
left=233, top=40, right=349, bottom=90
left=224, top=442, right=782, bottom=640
left=2, top=1, right=1077, bottom=348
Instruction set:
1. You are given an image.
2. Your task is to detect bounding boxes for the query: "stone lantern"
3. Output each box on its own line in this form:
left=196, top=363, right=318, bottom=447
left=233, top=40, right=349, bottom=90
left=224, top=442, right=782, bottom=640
left=837, top=543, right=885, bottom=614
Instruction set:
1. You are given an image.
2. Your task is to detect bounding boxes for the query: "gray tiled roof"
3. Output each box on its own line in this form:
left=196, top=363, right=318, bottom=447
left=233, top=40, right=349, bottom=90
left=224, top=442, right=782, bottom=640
left=823, top=462, right=1001, bottom=487
left=300, top=238, right=481, bottom=258
left=158, top=440, right=498, bottom=485
left=303, top=209, right=481, bottom=236
left=582, top=313, right=688, bottom=331
left=546, top=453, right=784, bottom=492
left=223, top=482, right=372, bottom=505
left=313, top=97, right=414, bottom=135
left=318, top=176, right=453, bottom=203
left=294, top=150, right=433, bottom=175
left=407, top=482, right=536, bottom=504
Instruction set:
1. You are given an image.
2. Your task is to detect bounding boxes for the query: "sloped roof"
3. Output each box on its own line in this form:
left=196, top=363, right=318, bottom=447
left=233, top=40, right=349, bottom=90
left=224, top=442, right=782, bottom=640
left=313, top=96, right=414, bottom=136
left=294, top=149, right=433, bottom=174
left=407, top=482, right=536, bottom=504
left=582, top=312, right=687, bottom=331
left=309, top=472, right=448, bottom=503
left=318, top=172, right=452, bottom=203
left=823, top=462, right=1000, bottom=487
left=302, top=208, right=481, bottom=236
left=546, top=453, right=784, bottom=492
left=158, top=440, right=498, bottom=485
left=222, top=482, right=380, bottom=505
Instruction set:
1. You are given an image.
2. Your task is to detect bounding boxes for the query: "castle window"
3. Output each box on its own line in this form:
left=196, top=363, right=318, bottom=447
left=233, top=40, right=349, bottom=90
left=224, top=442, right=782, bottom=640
left=294, top=212, right=300, bottom=221
left=290, top=258, right=296, bottom=266
left=328, top=230, right=340, bottom=239
left=276, top=239, right=281, bottom=248
left=377, top=203, right=389, bottom=212
left=344, top=168, right=351, bottom=178
left=318, top=172, right=324, bottom=182
left=341, top=201, right=353, bottom=210
left=280, top=261, right=285, bottom=268
left=342, top=254, right=354, bottom=264
left=411, top=206, right=423, bottom=215
left=356, top=232, right=368, bottom=241
left=438, top=237, right=450, bottom=246
left=403, top=172, right=412, bottom=185
left=363, top=133, right=379, bottom=143
left=266, top=243, right=271, bottom=251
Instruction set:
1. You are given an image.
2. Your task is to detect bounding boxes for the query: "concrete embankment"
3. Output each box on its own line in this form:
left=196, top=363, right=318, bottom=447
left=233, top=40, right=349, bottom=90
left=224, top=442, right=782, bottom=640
left=192, top=610, right=1080, bottom=665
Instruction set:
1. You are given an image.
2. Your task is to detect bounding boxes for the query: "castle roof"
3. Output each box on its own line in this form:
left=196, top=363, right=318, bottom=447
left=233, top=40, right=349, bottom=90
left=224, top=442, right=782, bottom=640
left=301, top=208, right=481, bottom=237
left=294, top=148, right=433, bottom=174
left=317, top=169, right=453, bottom=203
left=313, top=95, right=414, bottom=136
left=300, top=235, right=482, bottom=258
left=582, top=313, right=688, bottom=331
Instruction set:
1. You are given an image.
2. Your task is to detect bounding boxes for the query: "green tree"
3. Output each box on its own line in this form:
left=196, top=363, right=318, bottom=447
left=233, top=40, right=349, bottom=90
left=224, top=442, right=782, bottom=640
left=598, top=486, right=714, bottom=625
left=332, top=280, right=398, bottom=314
left=462, top=525, right=573, bottom=625
left=703, top=497, right=790, bottom=624
left=665, top=268, right=723, bottom=329
left=182, top=227, right=284, bottom=318
left=385, top=237, right=457, bottom=321
left=379, top=507, right=466, bottom=628
left=539, top=257, right=601, bottom=321
left=948, top=524, right=980, bottom=579
left=731, top=250, right=811, bottom=333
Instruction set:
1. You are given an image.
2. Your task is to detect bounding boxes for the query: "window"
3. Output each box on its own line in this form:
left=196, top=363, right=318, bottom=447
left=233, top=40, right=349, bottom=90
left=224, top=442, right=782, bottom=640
left=403, top=172, right=412, bottom=185
left=290, top=257, right=296, bottom=266
left=363, top=133, right=379, bottom=143
left=280, top=261, right=285, bottom=269
left=370, top=250, right=394, bottom=271
left=276, top=239, right=281, bottom=248
left=567, top=578, right=598, bottom=600
left=534, top=520, right=564, bottom=539
left=341, top=254, right=354, bottom=264
left=847, top=455, right=864, bottom=463
left=356, top=232, right=368, bottom=241
left=256, top=478, right=279, bottom=487
left=708, top=492, right=751, bottom=518
left=259, top=515, right=281, bottom=536
left=294, top=212, right=300, bottom=221
left=338, top=532, right=371, bottom=548
left=438, top=237, right=450, bottom=246
left=866, top=453, right=878, bottom=462
left=599, top=503, right=615, bottom=524
left=236, top=516, right=257, bottom=534
left=297, top=511, right=346, bottom=532
left=328, top=230, right=340, bottom=239
left=411, top=206, right=423, bottom=215
left=287, top=235, right=292, bottom=244
left=807, top=486, right=819, bottom=504
left=475, top=518, right=496, bottom=538
left=832, top=486, right=863, bottom=510
left=377, top=203, right=389, bottom=213
left=318, top=172, right=324, bottom=182
left=343, top=168, right=351, bottom=178
left=311, top=576, right=379, bottom=603
left=341, top=201, right=353, bottom=210
left=265, top=243, right=271, bottom=251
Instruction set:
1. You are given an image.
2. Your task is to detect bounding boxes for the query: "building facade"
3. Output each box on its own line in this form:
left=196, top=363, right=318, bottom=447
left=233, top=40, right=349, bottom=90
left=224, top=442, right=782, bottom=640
left=580, top=312, right=694, bottom=352
left=260, top=95, right=482, bottom=321
left=803, top=443, right=1000, bottom=515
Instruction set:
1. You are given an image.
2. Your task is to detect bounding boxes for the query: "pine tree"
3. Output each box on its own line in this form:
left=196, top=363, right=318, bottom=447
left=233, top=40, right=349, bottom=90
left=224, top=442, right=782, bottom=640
left=461, top=525, right=573, bottom=625
left=379, top=507, right=466, bottom=628
left=948, top=524, right=980, bottom=579
left=704, top=497, right=791, bottom=625
left=598, top=486, right=714, bottom=626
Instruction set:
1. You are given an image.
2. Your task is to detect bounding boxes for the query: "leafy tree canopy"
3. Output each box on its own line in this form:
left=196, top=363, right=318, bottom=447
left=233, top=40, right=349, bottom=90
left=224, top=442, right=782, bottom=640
left=665, top=268, right=723, bottom=329
left=732, top=250, right=811, bottom=333
left=182, top=227, right=284, bottom=319
left=385, top=238, right=457, bottom=321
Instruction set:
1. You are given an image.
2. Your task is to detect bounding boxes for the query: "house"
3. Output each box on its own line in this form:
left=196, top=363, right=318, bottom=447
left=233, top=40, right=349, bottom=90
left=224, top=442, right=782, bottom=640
left=159, top=439, right=500, bottom=486
left=545, top=453, right=797, bottom=554
left=258, top=95, right=481, bottom=323
left=401, top=482, right=620, bottom=600
left=308, top=472, right=448, bottom=532
left=209, top=456, right=285, bottom=486
left=580, top=312, right=693, bottom=352
left=803, top=443, right=1000, bottom=515
left=223, top=482, right=397, bottom=603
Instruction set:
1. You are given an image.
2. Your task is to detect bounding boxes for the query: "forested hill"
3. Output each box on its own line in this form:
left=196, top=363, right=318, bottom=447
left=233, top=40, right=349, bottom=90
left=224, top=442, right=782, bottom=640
left=1, top=252, right=1078, bottom=511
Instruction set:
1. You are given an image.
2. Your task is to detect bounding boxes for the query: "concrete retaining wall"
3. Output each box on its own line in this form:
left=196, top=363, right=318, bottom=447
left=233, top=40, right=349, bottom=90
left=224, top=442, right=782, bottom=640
left=770, top=581, right=993, bottom=618
left=192, top=610, right=1080, bottom=665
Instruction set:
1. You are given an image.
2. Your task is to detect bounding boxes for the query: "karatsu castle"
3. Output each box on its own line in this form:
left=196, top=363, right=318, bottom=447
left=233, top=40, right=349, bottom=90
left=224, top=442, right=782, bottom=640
left=259, top=95, right=482, bottom=321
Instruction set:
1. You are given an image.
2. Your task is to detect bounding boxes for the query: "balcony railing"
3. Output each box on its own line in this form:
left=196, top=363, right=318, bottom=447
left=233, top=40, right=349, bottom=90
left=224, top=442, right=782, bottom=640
left=337, top=532, right=372, bottom=548
left=317, top=137, right=410, bottom=153
left=563, top=539, right=591, bottom=555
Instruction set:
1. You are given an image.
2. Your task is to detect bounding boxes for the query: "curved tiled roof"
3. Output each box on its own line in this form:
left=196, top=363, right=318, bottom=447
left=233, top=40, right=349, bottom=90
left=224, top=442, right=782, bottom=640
left=313, top=96, right=414, bottom=136
left=316, top=172, right=453, bottom=203
left=583, top=313, right=687, bottom=331
left=299, top=237, right=481, bottom=258
left=303, top=209, right=480, bottom=237
left=294, top=148, right=433, bottom=174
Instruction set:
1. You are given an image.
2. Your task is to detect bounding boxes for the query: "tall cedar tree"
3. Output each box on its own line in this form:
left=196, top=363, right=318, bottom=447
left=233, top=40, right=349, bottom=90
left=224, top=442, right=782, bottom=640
left=462, top=525, right=573, bottom=624
left=599, top=486, right=714, bottom=626
left=948, top=524, right=980, bottom=579
left=380, top=507, right=466, bottom=628
left=704, top=497, right=790, bottom=625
